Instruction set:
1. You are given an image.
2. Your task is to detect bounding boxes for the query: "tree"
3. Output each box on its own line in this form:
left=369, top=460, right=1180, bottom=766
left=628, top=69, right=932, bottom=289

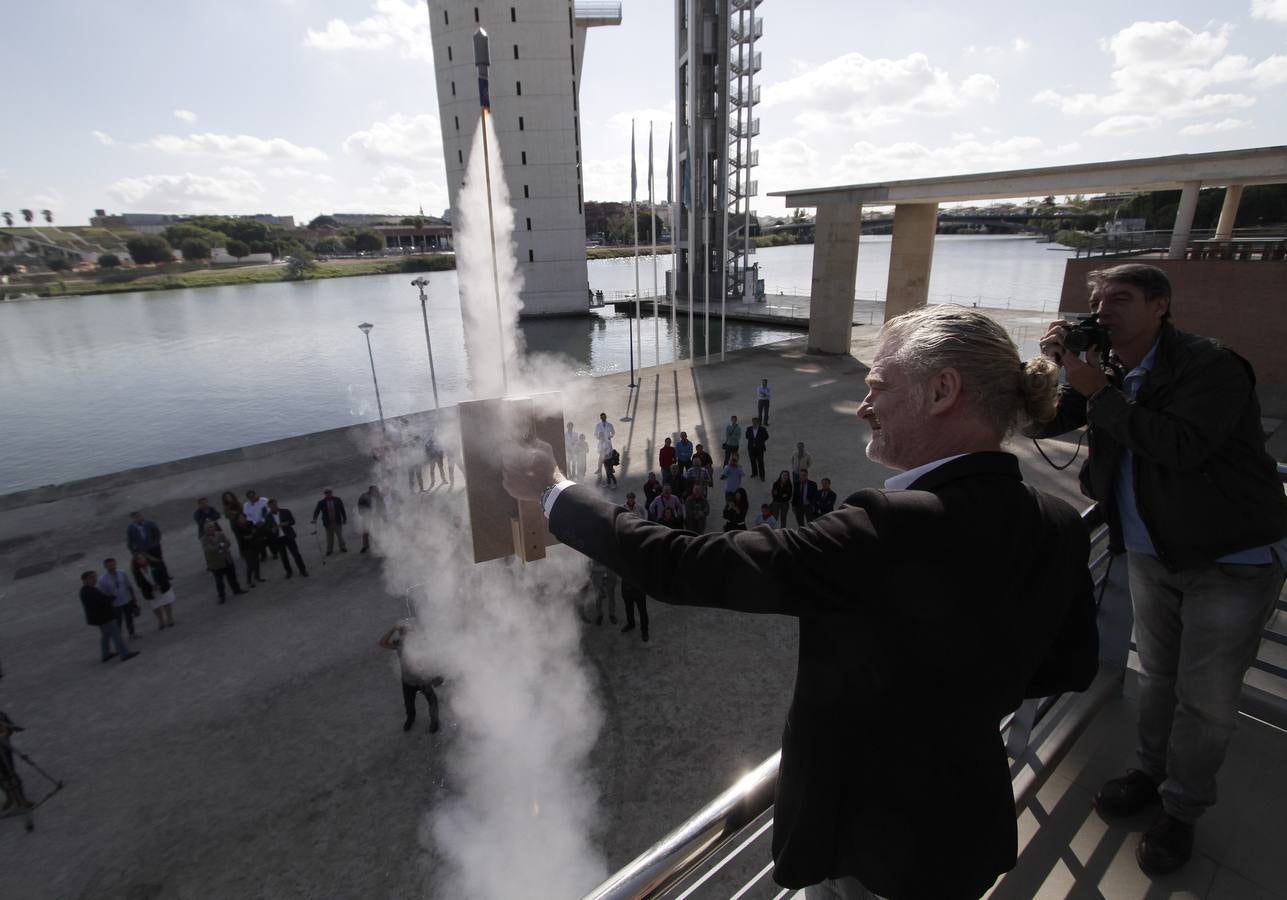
left=164, top=223, right=225, bottom=248
left=354, top=230, right=384, bottom=253
left=126, top=235, right=174, bottom=264
left=308, top=214, right=341, bottom=229
left=225, top=239, right=251, bottom=259
left=284, top=255, right=316, bottom=279
left=45, top=257, right=71, bottom=272
left=2, top=211, right=12, bottom=226
left=20, top=209, right=33, bottom=223
left=1, top=264, right=17, bottom=277
left=791, top=208, right=807, bottom=223
left=41, top=209, right=52, bottom=224
left=97, top=253, right=122, bottom=268
left=179, top=237, right=212, bottom=261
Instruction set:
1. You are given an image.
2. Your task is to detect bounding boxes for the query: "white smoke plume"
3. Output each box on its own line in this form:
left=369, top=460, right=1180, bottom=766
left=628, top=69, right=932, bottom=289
left=364, top=113, right=610, bottom=898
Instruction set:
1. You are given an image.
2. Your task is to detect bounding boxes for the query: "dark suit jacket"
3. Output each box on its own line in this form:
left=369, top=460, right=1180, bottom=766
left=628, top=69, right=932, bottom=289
left=268, top=508, right=298, bottom=540
left=130, top=557, right=172, bottom=599
left=312, top=497, right=347, bottom=527
left=745, top=425, right=769, bottom=453
left=550, top=452, right=1097, bottom=898
left=792, top=478, right=818, bottom=511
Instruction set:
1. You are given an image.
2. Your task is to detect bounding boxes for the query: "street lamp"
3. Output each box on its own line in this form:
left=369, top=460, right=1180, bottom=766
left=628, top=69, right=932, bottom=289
left=411, top=277, right=441, bottom=409
left=357, top=322, right=386, bottom=432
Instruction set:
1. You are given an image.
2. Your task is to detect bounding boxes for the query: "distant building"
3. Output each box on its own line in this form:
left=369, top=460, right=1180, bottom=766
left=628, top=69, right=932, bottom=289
left=325, top=213, right=412, bottom=227
left=88, top=212, right=295, bottom=232
left=427, top=0, right=621, bottom=316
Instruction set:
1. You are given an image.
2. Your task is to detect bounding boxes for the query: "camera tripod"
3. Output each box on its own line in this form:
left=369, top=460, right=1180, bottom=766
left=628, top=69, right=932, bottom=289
left=0, top=732, right=65, bottom=833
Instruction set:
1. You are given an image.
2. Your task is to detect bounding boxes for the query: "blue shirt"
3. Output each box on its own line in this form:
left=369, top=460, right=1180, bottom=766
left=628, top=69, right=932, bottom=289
left=1112, top=341, right=1284, bottom=564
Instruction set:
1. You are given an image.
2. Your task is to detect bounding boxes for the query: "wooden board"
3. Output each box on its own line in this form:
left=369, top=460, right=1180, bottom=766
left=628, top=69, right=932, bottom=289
left=457, top=393, right=566, bottom=564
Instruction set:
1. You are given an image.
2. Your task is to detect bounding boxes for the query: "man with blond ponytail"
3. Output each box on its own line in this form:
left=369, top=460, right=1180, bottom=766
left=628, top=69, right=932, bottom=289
left=503, top=305, right=1098, bottom=900
left=1034, top=263, right=1287, bottom=878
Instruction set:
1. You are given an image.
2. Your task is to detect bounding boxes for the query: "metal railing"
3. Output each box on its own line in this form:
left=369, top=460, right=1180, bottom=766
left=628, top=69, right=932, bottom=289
left=1074, top=226, right=1287, bottom=259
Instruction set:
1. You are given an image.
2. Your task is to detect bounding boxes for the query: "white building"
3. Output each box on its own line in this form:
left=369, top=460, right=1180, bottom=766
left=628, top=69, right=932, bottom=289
left=427, top=0, right=620, bottom=317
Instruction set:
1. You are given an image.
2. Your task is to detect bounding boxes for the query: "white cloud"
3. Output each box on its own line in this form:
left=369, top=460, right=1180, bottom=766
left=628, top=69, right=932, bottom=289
left=174, top=109, right=197, bottom=123
left=303, top=0, right=431, bottom=62
left=91, top=130, right=116, bottom=146
left=762, top=51, right=1000, bottom=129
left=1012, top=37, right=1031, bottom=53
left=106, top=167, right=265, bottom=213
left=1179, top=117, right=1250, bottom=135
left=830, top=136, right=1059, bottom=184
left=342, top=113, right=444, bottom=164
left=267, top=166, right=335, bottom=181
left=312, top=164, right=449, bottom=216
left=1033, top=20, right=1284, bottom=122
left=1250, top=0, right=1287, bottom=23
left=145, top=132, right=328, bottom=162
left=1087, top=114, right=1161, bottom=136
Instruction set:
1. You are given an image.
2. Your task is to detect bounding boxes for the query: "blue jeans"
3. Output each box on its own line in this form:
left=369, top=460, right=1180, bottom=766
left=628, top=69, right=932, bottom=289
left=98, top=620, right=130, bottom=660
left=1129, top=551, right=1284, bottom=823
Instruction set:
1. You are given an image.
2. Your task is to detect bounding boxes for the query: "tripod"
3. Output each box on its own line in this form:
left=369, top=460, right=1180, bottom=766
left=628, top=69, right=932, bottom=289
left=0, top=732, right=65, bottom=833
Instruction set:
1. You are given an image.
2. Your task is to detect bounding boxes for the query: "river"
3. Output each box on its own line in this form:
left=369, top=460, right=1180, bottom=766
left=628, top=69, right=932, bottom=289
left=0, top=237, right=1072, bottom=493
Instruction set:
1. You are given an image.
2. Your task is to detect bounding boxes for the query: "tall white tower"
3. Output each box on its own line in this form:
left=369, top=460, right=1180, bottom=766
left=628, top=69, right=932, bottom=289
left=427, top=1, right=621, bottom=317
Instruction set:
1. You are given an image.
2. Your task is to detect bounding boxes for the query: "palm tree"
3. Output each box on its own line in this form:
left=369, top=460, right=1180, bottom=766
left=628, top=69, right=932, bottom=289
left=1, top=212, right=12, bottom=227
left=20, top=209, right=33, bottom=223
left=41, top=209, right=52, bottom=224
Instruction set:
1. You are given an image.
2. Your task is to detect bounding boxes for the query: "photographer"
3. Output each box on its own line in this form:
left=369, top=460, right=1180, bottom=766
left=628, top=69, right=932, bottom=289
left=1032, top=263, right=1287, bottom=877
left=505, top=306, right=1098, bottom=899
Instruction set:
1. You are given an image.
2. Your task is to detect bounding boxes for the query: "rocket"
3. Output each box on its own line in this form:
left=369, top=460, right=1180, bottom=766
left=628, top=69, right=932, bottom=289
left=474, top=28, right=491, bottom=111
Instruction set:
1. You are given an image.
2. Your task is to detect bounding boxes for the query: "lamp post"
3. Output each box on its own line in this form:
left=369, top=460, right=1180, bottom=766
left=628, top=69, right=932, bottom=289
left=357, top=322, right=385, bottom=432
left=626, top=311, right=637, bottom=388
left=411, top=277, right=440, bottom=409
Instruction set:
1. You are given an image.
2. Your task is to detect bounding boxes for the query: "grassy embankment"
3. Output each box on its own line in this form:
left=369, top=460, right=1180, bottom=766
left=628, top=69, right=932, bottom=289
left=4, top=246, right=673, bottom=299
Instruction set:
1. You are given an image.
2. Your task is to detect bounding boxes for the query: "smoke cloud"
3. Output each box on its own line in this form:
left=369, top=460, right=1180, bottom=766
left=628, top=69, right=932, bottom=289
left=364, top=114, right=609, bottom=897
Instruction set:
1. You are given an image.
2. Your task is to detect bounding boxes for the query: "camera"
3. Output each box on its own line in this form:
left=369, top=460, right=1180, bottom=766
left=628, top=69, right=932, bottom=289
left=1063, top=315, right=1110, bottom=356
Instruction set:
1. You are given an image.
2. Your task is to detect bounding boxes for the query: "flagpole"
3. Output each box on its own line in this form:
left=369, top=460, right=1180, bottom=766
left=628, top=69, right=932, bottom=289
left=649, top=121, right=659, bottom=370
left=668, top=122, right=677, bottom=378
left=632, top=119, right=641, bottom=377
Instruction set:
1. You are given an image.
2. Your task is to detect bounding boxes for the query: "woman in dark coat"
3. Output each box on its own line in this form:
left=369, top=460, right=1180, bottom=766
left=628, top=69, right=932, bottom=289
left=770, top=470, right=793, bottom=529
left=131, top=552, right=176, bottom=629
left=722, top=487, right=749, bottom=532
left=231, top=513, right=265, bottom=587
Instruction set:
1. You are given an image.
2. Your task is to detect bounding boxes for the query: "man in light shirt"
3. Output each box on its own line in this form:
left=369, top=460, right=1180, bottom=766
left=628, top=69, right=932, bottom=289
left=757, top=378, right=772, bottom=425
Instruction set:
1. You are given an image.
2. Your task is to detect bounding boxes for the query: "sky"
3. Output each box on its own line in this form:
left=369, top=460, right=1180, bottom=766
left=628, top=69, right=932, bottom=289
left=3, top=0, right=1286, bottom=225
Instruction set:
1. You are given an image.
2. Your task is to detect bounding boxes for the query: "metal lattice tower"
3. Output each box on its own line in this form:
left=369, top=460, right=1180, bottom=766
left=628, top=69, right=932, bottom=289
left=727, top=0, right=762, bottom=301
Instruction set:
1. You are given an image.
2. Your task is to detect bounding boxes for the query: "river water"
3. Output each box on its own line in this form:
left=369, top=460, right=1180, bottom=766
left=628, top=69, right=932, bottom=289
left=0, top=237, right=1072, bottom=493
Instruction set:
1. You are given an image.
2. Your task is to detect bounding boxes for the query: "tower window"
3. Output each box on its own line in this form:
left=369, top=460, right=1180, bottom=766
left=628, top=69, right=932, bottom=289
left=513, top=44, right=519, bottom=59
left=443, top=10, right=448, bottom=25
left=572, top=84, right=577, bottom=110
left=518, top=116, right=524, bottom=131
left=526, top=217, right=532, bottom=231
left=450, top=80, right=456, bottom=96
left=458, top=149, right=463, bottom=164
left=454, top=115, right=459, bottom=131
left=521, top=151, right=527, bottom=165
left=447, top=45, right=452, bottom=61
left=528, top=249, right=534, bottom=262
left=570, top=44, right=576, bottom=74
left=474, top=7, right=479, bottom=23
left=516, top=80, right=522, bottom=96
left=511, top=7, right=516, bottom=22
left=523, top=184, right=529, bottom=198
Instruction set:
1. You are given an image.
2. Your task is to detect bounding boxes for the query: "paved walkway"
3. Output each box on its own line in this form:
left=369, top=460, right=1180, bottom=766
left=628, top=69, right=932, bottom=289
left=0, top=305, right=1263, bottom=898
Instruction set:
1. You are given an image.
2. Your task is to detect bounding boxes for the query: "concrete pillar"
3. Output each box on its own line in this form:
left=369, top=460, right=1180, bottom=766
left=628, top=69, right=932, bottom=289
left=807, top=200, right=862, bottom=354
left=1167, top=180, right=1201, bottom=259
left=1214, top=183, right=1243, bottom=240
left=884, top=202, right=939, bottom=321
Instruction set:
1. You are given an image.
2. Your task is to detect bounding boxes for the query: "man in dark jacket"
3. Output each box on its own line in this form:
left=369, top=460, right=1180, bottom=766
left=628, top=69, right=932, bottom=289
left=1032, top=263, right=1287, bottom=876
left=791, top=469, right=819, bottom=527
left=193, top=497, right=220, bottom=540
left=267, top=499, right=309, bottom=578
left=126, top=511, right=163, bottom=561
left=744, top=418, right=769, bottom=481
left=80, top=571, right=139, bottom=663
left=505, top=306, right=1098, bottom=899
left=311, top=488, right=348, bottom=555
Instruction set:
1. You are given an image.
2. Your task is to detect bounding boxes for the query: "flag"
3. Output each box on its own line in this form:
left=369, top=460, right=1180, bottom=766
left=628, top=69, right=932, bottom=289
left=666, top=123, right=673, bottom=204
left=630, top=119, right=637, bottom=203
left=647, top=121, right=654, bottom=205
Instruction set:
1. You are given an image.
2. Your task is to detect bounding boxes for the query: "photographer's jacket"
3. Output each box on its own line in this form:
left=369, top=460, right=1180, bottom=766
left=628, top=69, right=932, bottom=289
left=1031, top=322, right=1287, bottom=569
left=549, top=452, right=1097, bottom=898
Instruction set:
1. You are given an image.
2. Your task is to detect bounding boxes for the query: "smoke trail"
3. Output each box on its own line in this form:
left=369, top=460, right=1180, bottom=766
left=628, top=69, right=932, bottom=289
left=367, top=115, right=608, bottom=897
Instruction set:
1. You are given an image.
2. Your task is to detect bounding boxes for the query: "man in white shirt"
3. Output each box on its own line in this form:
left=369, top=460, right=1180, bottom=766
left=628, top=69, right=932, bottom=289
left=243, top=489, right=273, bottom=560
left=757, top=378, right=772, bottom=425
left=750, top=503, right=777, bottom=529
left=593, top=412, right=615, bottom=478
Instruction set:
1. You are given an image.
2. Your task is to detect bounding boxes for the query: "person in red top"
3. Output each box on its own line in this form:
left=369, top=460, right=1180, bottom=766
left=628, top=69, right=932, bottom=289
left=659, top=437, right=677, bottom=484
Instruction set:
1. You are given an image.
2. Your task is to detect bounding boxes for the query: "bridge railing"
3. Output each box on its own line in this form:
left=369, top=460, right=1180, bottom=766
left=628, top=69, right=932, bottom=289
left=1074, top=226, right=1286, bottom=259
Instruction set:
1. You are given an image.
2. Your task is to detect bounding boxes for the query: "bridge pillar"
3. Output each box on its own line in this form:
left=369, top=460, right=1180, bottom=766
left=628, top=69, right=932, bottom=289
left=884, top=202, right=939, bottom=321
left=1167, top=181, right=1201, bottom=259
left=1214, top=183, right=1243, bottom=240
left=807, top=200, right=862, bottom=354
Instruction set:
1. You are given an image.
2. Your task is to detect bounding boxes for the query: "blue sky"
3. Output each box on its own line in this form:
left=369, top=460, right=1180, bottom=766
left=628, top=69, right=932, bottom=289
left=3, top=0, right=1285, bottom=225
